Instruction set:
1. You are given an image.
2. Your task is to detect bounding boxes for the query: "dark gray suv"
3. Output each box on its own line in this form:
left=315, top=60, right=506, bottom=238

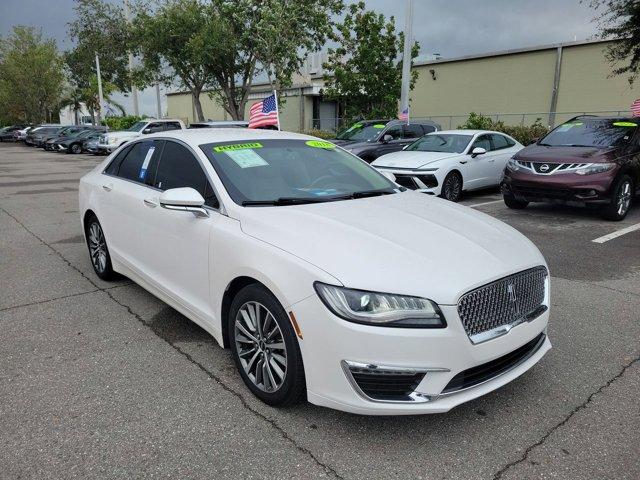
left=332, top=119, right=441, bottom=162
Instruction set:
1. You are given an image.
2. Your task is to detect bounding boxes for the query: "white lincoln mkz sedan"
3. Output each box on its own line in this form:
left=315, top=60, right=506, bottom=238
left=79, top=129, right=550, bottom=415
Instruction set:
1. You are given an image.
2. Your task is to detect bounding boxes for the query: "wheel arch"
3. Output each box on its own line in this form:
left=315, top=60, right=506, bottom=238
left=221, top=276, right=268, bottom=348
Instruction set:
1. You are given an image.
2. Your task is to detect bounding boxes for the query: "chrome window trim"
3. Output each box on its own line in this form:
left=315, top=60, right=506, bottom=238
left=341, top=360, right=449, bottom=404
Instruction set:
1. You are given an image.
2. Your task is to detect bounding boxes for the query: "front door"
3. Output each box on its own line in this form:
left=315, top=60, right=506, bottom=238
left=136, top=139, right=219, bottom=323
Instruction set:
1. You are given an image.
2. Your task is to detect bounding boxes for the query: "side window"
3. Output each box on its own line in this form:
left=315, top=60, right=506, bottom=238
left=491, top=134, right=510, bottom=150
left=472, top=135, right=492, bottom=152
left=145, top=122, right=163, bottom=134
left=116, top=141, right=158, bottom=182
left=384, top=126, right=403, bottom=140
left=422, top=124, right=436, bottom=134
left=163, top=122, right=182, bottom=131
left=403, top=124, right=424, bottom=138
left=154, top=141, right=219, bottom=208
left=104, top=145, right=132, bottom=175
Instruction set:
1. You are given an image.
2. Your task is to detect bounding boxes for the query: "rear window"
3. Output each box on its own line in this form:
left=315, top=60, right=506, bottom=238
left=540, top=120, right=638, bottom=148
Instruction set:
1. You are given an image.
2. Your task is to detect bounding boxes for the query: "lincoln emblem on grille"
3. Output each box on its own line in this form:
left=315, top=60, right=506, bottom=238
left=507, top=283, right=520, bottom=315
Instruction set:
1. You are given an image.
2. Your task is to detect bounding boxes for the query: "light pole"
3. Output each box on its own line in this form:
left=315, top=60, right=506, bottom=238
left=124, top=0, right=139, bottom=116
left=95, top=53, right=105, bottom=126
left=399, top=0, right=414, bottom=124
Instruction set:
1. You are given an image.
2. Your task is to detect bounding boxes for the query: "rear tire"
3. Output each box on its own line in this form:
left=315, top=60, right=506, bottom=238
left=71, top=143, right=82, bottom=154
left=601, top=175, right=633, bottom=221
left=228, top=284, right=306, bottom=407
left=85, top=214, right=116, bottom=280
left=440, top=171, right=463, bottom=202
left=503, top=192, right=529, bottom=209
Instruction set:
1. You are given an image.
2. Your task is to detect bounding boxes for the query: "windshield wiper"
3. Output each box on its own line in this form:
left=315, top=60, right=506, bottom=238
left=349, top=188, right=395, bottom=199
left=242, top=197, right=340, bottom=206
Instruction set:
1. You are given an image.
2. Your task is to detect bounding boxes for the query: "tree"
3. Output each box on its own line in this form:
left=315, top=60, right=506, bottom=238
left=0, top=26, right=64, bottom=123
left=205, top=0, right=344, bottom=121
left=322, top=2, right=419, bottom=121
left=66, top=0, right=132, bottom=94
left=589, top=0, right=640, bottom=85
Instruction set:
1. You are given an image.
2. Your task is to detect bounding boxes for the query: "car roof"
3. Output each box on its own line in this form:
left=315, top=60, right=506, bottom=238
left=431, top=129, right=506, bottom=135
left=143, top=128, right=315, bottom=145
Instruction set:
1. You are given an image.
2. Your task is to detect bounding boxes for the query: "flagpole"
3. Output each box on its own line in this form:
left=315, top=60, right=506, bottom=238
left=272, top=90, right=281, bottom=131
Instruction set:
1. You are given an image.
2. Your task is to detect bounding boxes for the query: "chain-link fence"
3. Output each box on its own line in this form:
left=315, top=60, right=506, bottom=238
left=309, top=110, right=631, bottom=133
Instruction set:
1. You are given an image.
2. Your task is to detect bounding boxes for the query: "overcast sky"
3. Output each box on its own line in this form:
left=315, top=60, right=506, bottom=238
left=0, top=0, right=600, bottom=117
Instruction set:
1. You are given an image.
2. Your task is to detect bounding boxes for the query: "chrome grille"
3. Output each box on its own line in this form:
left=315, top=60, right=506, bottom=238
left=458, top=266, right=547, bottom=343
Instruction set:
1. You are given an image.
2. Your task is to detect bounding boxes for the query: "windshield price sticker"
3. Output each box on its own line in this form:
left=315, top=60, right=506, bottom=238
left=373, top=124, right=386, bottom=128
left=214, top=142, right=263, bottom=152
left=613, top=121, right=637, bottom=127
left=225, top=149, right=269, bottom=169
left=305, top=140, right=335, bottom=149
left=138, top=146, right=155, bottom=180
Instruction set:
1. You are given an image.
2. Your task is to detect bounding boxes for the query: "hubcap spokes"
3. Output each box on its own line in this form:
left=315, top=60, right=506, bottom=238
left=617, top=182, right=631, bottom=215
left=446, top=176, right=461, bottom=200
left=234, top=301, right=287, bottom=392
left=88, top=223, right=107, bottom=272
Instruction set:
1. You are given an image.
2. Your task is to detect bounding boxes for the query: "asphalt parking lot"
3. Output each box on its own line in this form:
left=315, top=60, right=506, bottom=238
left=1, top=142, right=638, bottom=479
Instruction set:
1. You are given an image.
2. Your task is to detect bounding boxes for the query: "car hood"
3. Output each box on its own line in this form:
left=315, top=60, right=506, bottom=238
left=238, top=191, right=544, bottom=305
left=515, top=144, right=622, bottom=163
left=105, top=131, right=139, bottom=139
left=372, top=151, right=461, bottom=169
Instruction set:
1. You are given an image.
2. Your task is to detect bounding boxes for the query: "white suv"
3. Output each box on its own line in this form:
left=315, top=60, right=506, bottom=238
left=98, top=119, right=185, bottom=153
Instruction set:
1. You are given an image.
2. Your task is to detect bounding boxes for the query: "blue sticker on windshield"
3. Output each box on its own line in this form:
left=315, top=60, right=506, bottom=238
left=299, top=188, right=340, bottom=196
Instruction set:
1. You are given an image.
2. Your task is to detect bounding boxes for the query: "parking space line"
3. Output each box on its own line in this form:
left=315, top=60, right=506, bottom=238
left=592, top=223, right=640, bottom=244
left=468, top=199, right=503, bottom=208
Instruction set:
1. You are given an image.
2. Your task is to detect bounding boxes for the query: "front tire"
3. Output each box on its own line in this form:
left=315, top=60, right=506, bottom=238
left=85, top=214, right=116, bottom=280
left=601, top=175, right=633, bottom=221
left=70, top=143, right=82, bottom=154
left=503, top=192, right=529, bottom=209
left=440, top=171, right=463, bottom=202
left=229, top=284, right=305, bottom=407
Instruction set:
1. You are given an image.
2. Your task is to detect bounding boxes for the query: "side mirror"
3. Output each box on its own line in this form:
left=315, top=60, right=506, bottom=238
left=381, top=134, right=393, bottom=144
left=142, top=128, right=151, bottom=134
left=471, top=147, right=486, bottom=158
left=529, top=138, right=539, bottom=145
left=380, top=170, right=396, bottom=182
left=159, top=187, right=208, bottom=218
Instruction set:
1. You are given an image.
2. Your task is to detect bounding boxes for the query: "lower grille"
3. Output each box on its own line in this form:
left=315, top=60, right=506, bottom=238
left=458, top=266, right=548, bottom=343
left=442, top=333, right=546, bottom=394
left=343, top=362, right=426, bottom=401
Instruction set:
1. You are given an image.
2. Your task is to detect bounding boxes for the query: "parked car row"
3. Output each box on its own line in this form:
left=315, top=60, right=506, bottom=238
left=337, top=116, right=639, bottom=221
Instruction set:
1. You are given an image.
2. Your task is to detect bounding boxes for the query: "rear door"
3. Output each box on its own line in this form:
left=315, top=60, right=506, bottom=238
left=98, top=140, right=163, bottom=271
left=489, top=133, right=519, bottom=184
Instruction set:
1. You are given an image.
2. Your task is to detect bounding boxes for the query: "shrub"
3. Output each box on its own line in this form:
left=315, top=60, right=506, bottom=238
left=300, top=128, right=336, bottom=139
left=458, top=112, right=549, bottom=145
left=103, top=115, right=148, bottom=131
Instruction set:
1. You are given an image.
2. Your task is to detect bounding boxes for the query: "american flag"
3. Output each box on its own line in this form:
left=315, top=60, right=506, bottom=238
left=248, top=93, right=279, bottom=129
left=631, top=98, right=640, bottom=117
left=398, top=106, right=409, bottom=122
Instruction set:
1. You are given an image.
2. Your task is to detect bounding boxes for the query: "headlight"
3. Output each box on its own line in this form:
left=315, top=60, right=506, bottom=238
left=575, top=163, right=614, bottom=175
left=314, top=283, right=446, bottom=328
left=506, top=158, right=521, bottom=172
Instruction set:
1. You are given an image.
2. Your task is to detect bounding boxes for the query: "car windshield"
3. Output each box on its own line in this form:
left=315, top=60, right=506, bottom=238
left=406, top=134, right=473, bottom=153
left=336, top=122, right=387, bottom=142
left=539, top=119, right=638, bottom=148
left=126, top=121, right=147, bottom=132
left=201, top=139, right=398, bottom=206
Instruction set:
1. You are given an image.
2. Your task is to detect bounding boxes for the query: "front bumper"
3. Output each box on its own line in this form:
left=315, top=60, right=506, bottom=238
left=291, top=294, right=550, bottom=415
left=502, top=169, right=617, bottom=206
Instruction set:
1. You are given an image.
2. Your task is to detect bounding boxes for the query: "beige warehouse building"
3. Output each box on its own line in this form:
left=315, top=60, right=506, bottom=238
left=166, top=39, right=639, bottom=131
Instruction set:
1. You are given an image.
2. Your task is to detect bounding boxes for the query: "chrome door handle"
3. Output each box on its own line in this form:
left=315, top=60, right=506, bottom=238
left=102, top=183, right=113, bottom=192
left=143, top=198, right=158, bottom=207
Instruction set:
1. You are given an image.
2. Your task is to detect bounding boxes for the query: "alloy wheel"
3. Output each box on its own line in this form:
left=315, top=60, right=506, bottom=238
left=617, top=180, right=632, bottom=216
left=234, top=301, right=288, bottom=392
left=444, top=173, right=462, bottom=201
left=88, top=222, right=107, bottom=273
left=71, top=144, right=82, bottom=154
